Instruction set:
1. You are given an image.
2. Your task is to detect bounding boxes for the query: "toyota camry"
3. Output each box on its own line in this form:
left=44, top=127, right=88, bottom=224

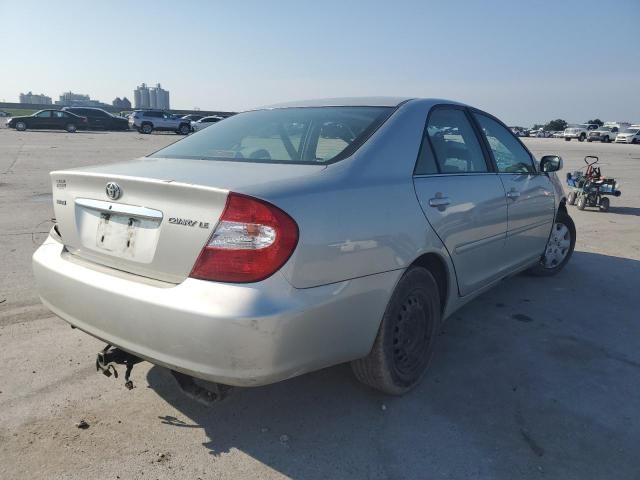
left=33, top=98, right=574, bottom=398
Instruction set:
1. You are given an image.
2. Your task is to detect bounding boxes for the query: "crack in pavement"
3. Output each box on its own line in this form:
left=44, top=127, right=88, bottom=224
left=2, top=142, right=24, bottom=175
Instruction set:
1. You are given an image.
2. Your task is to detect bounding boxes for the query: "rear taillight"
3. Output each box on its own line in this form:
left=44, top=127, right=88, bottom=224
left=190, top=193, right=299, bottom=283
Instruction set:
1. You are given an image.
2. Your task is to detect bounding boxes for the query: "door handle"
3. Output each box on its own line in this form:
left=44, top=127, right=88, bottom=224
left=506, top=189, right=520, bottom=199
left=428, top=196, right=451, bottom=208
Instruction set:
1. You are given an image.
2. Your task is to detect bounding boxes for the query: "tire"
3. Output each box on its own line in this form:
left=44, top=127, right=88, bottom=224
left=527, top=210, right=576, bottom=276
left=576, top=195, right=586, bottom=210
left=65, top=123, right=77, bottom=133
left=579, top=134, right=585, bottom=142
left=178, top=123, right=190, bottom=135
left=351, top=267, right=440, bottom=395
left=565, top=137, right=570, bottom=141
left=567, top=191, right=577, bottom=205
left=141, top=123, right=153, bottom=134
left=599, top=197, right=610, bottom=212
left=15, top=121, right=27, bottom=131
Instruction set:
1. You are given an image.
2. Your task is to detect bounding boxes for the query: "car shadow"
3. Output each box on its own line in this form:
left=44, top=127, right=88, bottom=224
left=146, top=251, right=640, bottom=479
left=9, top=129, right=120, bottom=134
left=607, top=206, right=640, bottom=217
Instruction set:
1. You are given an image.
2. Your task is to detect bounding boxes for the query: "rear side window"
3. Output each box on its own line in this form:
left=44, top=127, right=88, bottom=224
left=418, top=108, right=488, bottom=174
left=152, top=106, right=393, bottom=164
left=473, top=113, right=535, bottom=174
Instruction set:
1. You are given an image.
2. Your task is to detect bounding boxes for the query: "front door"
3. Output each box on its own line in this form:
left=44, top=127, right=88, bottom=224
left=32, top=110, right=53, bottom=129
left=471, top=111, right=555, bottom=270
left=413, top=106, right=508, bottom=296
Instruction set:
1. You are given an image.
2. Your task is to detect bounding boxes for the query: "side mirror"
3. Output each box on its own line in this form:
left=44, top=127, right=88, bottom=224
left=540, top=155, right=563, bottom=173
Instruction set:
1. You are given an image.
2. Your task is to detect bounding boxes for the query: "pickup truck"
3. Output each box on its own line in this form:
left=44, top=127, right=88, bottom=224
left=564, top=124, right=599, bottom=142
left=588, top=126, right=619, bottom=143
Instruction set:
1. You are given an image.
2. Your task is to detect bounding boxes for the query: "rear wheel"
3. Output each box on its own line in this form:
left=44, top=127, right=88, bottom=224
left=599, top=197, right=610, bottom=212
left=141, top=123, right=153, bottom=134
left=527, top=210, right=575, bottom=276
left=567, top=191, right=577, bottom=205
left=15, top=121, right=27, bottom=131
left=351, top=267, right=440, bottom=395
left=65, top=123, right=77, bottom=133
left=579, top=133, right=586, bottom=142
left=178, top=123, right=190, bottom=135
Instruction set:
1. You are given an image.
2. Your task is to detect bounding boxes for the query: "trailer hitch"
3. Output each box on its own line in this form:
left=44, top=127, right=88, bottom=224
left=96, top=344, right=144, bottom=390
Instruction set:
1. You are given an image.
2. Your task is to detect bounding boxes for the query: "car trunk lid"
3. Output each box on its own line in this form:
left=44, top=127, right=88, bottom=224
left=51, top=157, right=324, bottom=283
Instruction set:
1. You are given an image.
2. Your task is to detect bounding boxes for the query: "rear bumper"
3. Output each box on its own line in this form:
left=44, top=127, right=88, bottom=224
left=33, top=236, right=399, bottom=386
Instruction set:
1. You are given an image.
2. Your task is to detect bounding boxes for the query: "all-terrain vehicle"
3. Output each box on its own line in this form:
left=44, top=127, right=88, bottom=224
left=566, top=156, right=621, bottom=212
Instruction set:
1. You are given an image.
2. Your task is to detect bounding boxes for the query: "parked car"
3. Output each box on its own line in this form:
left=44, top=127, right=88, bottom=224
left=128, top=110, right=191, bottom=134
left=588, top=126, right=619, bottom=143
left=553, top=131, right=564, bottom=138
left=532, top=128, right=553, bottom=138
left=191, top=115, right=223, bottom=132
left=5, top=109, right=88, bottom=132
left=563, top=124, right=599, bottom=141
left=180, top=114, right=205, bottom=123
left=62, top=107, right=129, bottom=131
left=33, top=98, right=573, bottom=398
left=614, top=127, right=640, bottom=144
left=0, top=110, right=10, bottom=117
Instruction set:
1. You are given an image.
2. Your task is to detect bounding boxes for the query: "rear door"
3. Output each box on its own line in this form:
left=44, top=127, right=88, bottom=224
left=471, top=111, right=555, bottom=270
left=52, top=111, right=70, bottom=129
left=413, top=105, right=509, bottom=296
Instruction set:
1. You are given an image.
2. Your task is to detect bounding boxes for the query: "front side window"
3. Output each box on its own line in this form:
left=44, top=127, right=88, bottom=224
left=419, top=108, right=488, bottom=174
left=473, top=113, right=535, bottom=174
left=35, top=110, right=52, bottom=118
left=152, top=106, right=392, bottom=164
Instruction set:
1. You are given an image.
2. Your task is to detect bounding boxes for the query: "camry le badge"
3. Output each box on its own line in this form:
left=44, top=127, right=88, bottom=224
left=169, top=217, right=210, bottom=228
left=105, top=182, right=122, bottom=200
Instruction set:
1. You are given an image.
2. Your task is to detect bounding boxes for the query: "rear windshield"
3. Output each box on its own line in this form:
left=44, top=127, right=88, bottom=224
left=151, top=106, right=393, bottom=164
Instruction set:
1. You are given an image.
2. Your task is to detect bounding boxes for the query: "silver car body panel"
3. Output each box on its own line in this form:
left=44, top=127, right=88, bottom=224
left=34, top=97, right=566, bottom=386
left=33, top=236, right=402, bottom=386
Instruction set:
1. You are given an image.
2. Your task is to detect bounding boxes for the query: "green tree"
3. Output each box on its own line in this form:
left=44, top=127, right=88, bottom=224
left=586, top=118, right=603, bottom=126
left=544, top=119, right=567, bottom=131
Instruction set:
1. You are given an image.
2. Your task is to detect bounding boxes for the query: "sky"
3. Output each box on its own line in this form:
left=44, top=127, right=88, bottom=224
left=0, top=0, right=638, bottom=126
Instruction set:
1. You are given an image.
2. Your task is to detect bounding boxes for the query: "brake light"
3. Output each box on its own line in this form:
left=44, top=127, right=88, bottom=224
left=190, top=193, right=299, bottom=283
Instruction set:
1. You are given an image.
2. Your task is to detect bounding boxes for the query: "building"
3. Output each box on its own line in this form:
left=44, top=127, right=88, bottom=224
left=19, top=92, right=52, bottom=105
left=112, top=97, right=132, bottom=109
left=134, top=83, right=170, bottom=109
left=55, top=91, right=109, bottom=107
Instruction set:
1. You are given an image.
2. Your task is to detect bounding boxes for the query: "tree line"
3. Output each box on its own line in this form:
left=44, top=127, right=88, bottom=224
left=527, top=118, right=604, bottom=132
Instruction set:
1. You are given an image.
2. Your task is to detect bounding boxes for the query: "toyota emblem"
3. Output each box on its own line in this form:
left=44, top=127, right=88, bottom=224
left=105, top=182, right=122, bottom=200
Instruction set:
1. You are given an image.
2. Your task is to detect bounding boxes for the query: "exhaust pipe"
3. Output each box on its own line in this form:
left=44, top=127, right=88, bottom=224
left=170, top=370, right=233, bottom=406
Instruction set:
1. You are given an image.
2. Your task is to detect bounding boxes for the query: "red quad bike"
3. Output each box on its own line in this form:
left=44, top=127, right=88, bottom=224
left=566, top=156, right=621, bottom=212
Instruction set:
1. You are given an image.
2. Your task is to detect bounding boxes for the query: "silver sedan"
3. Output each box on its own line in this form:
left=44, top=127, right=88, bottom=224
left=33, top=97, right=574, bottom=397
